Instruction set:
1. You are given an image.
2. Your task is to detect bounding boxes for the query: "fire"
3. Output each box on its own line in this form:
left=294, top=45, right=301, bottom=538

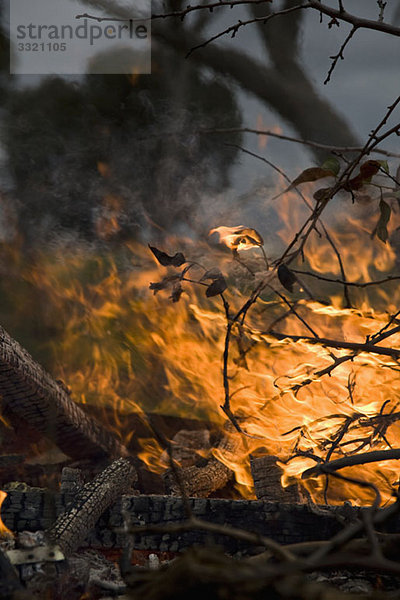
left=209, top=225, right=264, bottom=251
left=1, top=170, right=400, bottom=506
left=0, top=491, right=13, bottom=538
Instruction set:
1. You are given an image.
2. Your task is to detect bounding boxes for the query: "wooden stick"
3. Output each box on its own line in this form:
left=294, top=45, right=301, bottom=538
left=0, top=325, right=129, bottom=460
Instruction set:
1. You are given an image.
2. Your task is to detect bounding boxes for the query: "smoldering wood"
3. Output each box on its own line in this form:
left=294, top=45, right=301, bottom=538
left=0, top=325, right=129, bottom=460
left=250, top=455, right=302, bottom=503
left=47, top=458, right=136, bottom=556
left=2, top=492, right=381, bottom=553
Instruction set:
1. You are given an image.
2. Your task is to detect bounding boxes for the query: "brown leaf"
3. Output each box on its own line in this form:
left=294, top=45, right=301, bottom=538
left=371, top=199, right=391, bottom=244
left=208, top=225, right=264, bottom=251
left=149, top=275, right=180, bottom=295
left=233, top=227, right=264, bottom=246
left=148, top=245, right=186, bottom=267
left=347, top=160, right=382, bottom=191
left=206, top=276, right=228, bottom=297
left=288, top=167, right=335, bottom=190
left=313, top=187, right=334, bottom=202
left=277, top=264, right=297, bottom=292
left=200, top=267, right=223, bottom=282
left=359, top=160, right=381, bottom=179
left=170, top=282, right=184, bottom=303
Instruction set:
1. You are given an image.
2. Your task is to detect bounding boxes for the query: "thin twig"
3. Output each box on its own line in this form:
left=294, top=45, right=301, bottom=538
left=291, top=269, right=400, bottom=288
left=324, top=26, right=357, bottom=84
left=202, top=127, right=400, bottom=157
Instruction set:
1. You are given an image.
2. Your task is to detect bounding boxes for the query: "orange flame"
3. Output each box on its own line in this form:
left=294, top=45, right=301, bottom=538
left=1, top=170, right=400, bottom=505
left=0, top=491, right=13, bottom=538
left=209, top=225, right=263, bottom=251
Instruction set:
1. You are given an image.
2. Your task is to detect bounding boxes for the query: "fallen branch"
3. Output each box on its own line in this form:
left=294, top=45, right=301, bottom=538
left=162, top=424, right=240, bottom=497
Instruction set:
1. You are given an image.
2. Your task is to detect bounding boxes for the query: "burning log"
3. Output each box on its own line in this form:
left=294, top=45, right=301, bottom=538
left=250, top=455, right=302, bottom=503
left=47, top=457, right=135, bottom=556
left=161, top=429, right=212, bottom=468
left=163, top=457, right=231, bottom=497
left=0, top=325, right=129, bottom=460
left=163, top=426, right=243, bottom=497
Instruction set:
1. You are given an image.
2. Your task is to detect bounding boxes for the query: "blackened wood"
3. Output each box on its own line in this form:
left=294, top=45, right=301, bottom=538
left=1, top=492, right=364, bottom=552
left=47, top=458, right=135, bottom=556
left=0, top=325, right=129, bottom=460
left=250, top=455, right=302, bottom=503
left=60, top=468, right=84, bottom=494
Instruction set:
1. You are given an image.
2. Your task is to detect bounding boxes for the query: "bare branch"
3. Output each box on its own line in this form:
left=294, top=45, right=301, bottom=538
left=265, top=330, right=400, bottom=360
left=146, top=0, right=400, bottom=38
left=291, top=269, right=400, bottom=288
left=199, top=127, right=400, bottom=157
left=324, top=26, right=357, bottom=84
left=302, top=448, right=400, bottom=478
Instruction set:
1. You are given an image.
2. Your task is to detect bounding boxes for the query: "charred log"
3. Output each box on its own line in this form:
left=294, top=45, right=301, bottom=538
left=163, top=425, right=244, bottom=497
left=47, top=457, right=136, bottom=556
left=250, top=455, right=302, bottom=503
left=0, top=325, right=129, bottom=460
left=163, top=457, right=232, bottom=497
left=161, top=429, right=211, bottom=468
left=2, top=493, right=359, bottom=552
